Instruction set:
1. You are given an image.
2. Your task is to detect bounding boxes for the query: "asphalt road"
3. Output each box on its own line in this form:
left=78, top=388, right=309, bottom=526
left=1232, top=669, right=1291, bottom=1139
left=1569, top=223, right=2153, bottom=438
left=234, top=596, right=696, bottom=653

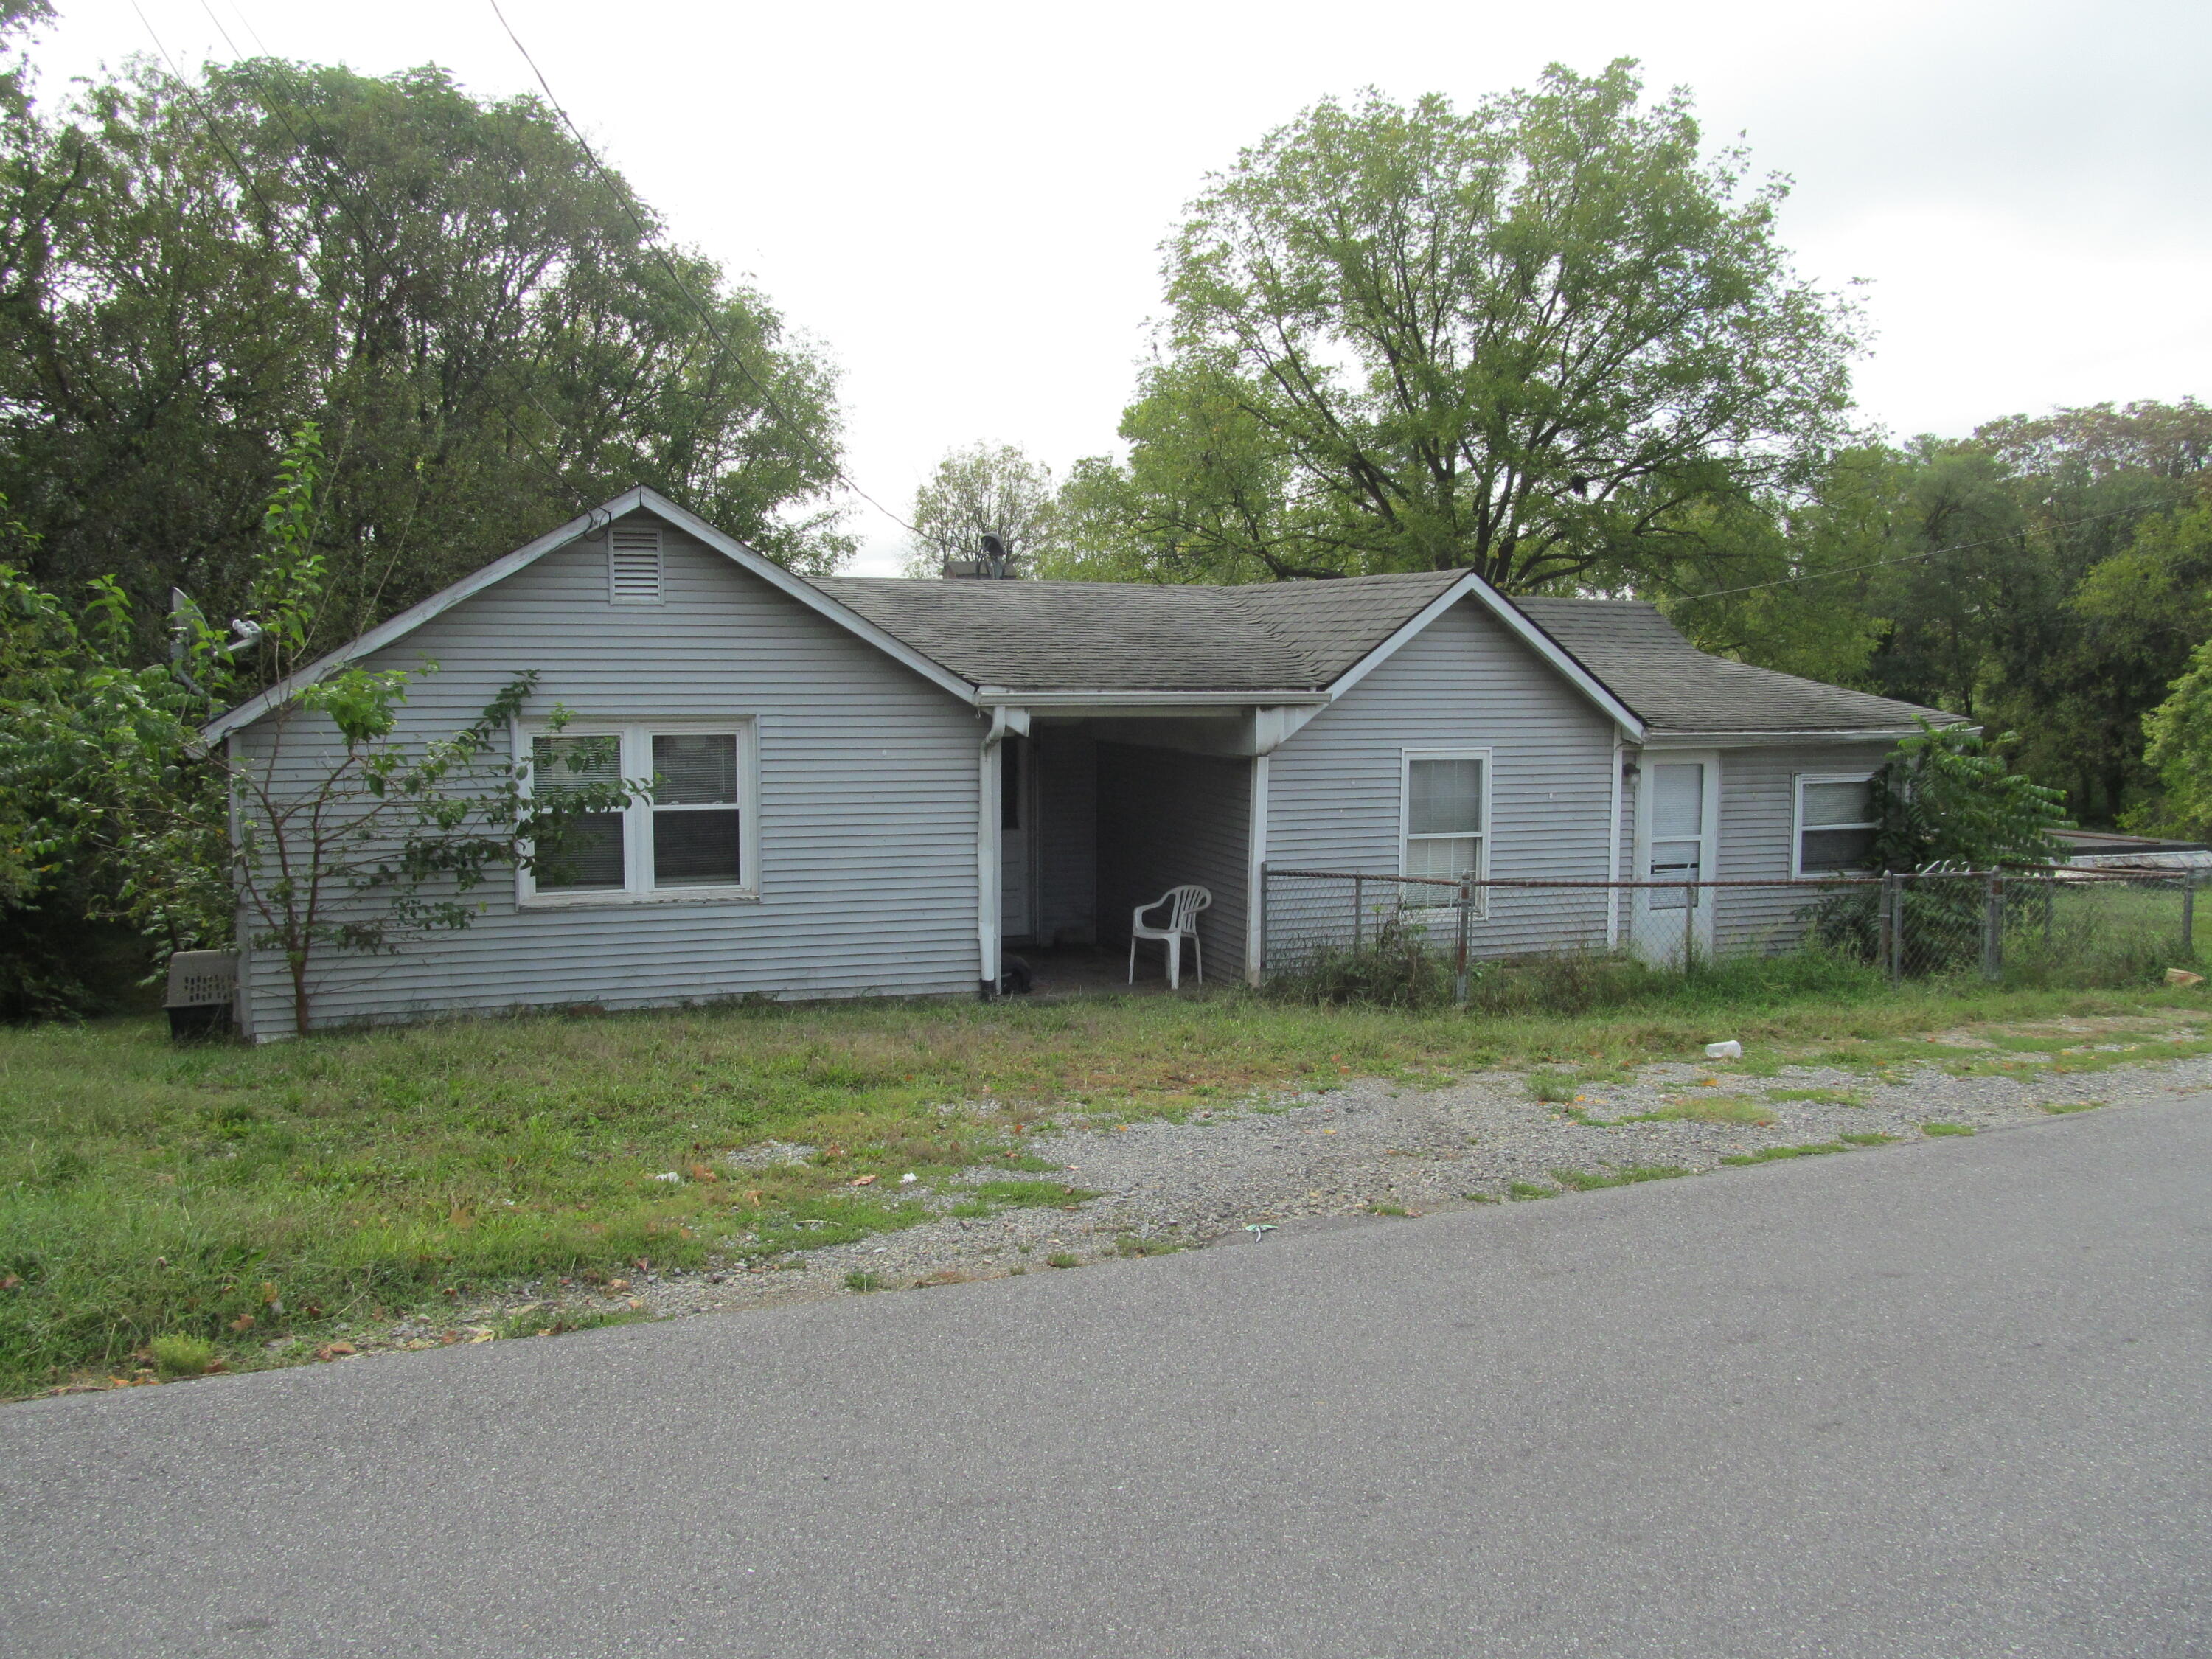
left=4, top=1098, right=2208, bottom=1659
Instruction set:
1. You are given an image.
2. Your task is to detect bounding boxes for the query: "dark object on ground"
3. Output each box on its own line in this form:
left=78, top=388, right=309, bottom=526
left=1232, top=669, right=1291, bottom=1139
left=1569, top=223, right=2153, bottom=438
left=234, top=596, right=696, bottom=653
left=998, top=955, right=1034, bottom=996
left=164, top=950, right=238, bottom=1042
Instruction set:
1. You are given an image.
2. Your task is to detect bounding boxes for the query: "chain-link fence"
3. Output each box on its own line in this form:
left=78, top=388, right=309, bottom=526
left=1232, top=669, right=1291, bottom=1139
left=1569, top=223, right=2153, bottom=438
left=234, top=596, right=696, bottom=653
left=1259, top=865, right=2205, bottom=1004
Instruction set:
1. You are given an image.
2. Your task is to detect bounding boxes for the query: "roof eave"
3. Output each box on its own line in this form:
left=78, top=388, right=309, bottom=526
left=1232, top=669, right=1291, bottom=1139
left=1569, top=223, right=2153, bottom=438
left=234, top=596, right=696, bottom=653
left=1637, top=722, right=1972, bottom=748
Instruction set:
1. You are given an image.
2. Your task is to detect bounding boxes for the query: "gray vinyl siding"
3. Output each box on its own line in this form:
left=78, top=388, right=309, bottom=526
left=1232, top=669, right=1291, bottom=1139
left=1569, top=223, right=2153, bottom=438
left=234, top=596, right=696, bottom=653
left=1265, top=599, right=1620, bottom=961
left=1032, top=728, right=1098, bottom=945
left=1097, top=744, right=1251, bottom=981
left=234, top=512, right=979, bottom=1037
left=1711, top=740, right=1896, bottom=950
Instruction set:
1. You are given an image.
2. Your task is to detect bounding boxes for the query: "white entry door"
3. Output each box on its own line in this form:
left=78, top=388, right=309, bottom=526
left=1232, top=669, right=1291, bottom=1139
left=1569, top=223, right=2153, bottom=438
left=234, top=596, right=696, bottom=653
left=999, top=735, right=1032, bottom=942
left=1634, top=754, right=1718, bottom=967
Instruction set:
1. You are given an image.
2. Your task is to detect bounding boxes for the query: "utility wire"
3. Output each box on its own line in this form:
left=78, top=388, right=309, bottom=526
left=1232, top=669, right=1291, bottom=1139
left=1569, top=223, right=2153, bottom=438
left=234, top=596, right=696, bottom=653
left=484, top=0, right=919, bottom=537
left=1675, top=501, right=2160, bottom=602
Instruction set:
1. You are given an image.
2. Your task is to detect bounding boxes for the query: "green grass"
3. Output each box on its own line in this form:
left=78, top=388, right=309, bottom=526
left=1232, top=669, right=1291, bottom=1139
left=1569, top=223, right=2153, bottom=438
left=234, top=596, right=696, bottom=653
left=1506, top=1180, right=1560, bottom=1200
left=2040, top=1099, right=2107, bottom=1114
left=148, top=1332, right=218, bottom=1376
left=489, top=1304, right=644, bottom=1340
left=1767, top=1088, right=1865, bottom=1106
left=1921, top=1121, right=1977, bottom=1137
left=1548, top=1165, right=1692, bottom=1190
left=1719, top=1141, right=1858, bottom=1165
left=1526, top=1070, right=1581, bottom=1103
left=1045, top=1253, right=1080, bottom=1269
left=842, top=1270, right=882, bottom=1293
left=3, top=974, right=2200, bottom=1397
left=1621, top=1095, right=1778, bottom=1127
left=961, top=1179, right=1102, bottom=1208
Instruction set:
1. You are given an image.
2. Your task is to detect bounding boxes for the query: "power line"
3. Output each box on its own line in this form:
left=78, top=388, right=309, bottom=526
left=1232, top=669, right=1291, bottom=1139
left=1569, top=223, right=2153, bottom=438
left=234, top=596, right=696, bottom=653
left=484, top=0, right=919, bottom=538
left=1675, top=501, right=2160, bottom=602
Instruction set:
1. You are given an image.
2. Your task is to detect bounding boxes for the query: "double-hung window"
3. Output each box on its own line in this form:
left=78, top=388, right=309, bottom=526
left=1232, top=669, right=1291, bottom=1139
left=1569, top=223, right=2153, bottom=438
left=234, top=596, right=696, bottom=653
left=523, top=720, right=756, bottom=903
left=1794, top=772, right=1879, bottom=876
left=1402, top=749, right=1489, bottom=913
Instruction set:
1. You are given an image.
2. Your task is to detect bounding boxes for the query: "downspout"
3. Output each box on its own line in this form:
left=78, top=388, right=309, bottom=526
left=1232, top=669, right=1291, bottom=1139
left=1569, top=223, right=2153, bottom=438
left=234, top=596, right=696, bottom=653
left=1244, top=706, right=1317, bottom=986
left=1245, top=754, right=1270, bottom=986
left=977, top=706, right=1029, bottom=999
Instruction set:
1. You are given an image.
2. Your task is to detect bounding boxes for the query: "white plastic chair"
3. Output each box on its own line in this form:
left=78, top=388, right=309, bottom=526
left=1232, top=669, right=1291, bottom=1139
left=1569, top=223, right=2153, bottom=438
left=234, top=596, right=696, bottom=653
left=1129, top=885, right=1211, bottom=989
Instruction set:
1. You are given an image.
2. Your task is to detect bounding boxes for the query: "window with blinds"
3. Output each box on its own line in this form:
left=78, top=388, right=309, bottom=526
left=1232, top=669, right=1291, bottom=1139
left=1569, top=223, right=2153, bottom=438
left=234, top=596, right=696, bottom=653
left=1795, top=773, right=1879, bottom=875
left=608, top=524, right=664, bottom=605
left=650, top=733, right=742, bottom=886
left=521, top=722, right=753, bottom=902
left=530, top=734, right=626, bottom=892
left=1402, top=749, right=1490, bottom=914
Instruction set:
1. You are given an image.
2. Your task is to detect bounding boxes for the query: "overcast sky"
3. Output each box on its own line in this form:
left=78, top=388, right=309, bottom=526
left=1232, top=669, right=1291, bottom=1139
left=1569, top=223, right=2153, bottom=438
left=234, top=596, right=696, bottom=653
left=37, top=1, right=2212, bottom=572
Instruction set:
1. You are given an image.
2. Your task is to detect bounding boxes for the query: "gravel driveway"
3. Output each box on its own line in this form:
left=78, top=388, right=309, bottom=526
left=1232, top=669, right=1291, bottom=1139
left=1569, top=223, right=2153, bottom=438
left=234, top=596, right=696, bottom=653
left=358, top=1017, right=2212, bottom=1349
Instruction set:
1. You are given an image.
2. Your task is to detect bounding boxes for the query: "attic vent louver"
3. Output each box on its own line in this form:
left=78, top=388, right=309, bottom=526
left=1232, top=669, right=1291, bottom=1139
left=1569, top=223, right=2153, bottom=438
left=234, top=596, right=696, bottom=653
left=608, top=524, right=664, bottom=605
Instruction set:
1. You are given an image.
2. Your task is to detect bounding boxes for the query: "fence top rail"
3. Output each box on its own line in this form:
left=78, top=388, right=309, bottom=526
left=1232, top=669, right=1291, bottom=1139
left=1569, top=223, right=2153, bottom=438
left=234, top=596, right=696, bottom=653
left=1263, top=866, right=2192, bottom=890
left=1262, top=870, right=1879, bottom=890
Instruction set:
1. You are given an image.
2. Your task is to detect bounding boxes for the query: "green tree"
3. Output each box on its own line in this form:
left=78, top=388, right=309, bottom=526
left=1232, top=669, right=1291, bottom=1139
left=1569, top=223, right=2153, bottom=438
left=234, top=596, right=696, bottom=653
left=0, top=54, right=851, bottom=664
left=2136, top=637, right=2212, bottom=841
left=902, top=442, right=1061, bottom=577
left=1665, top=402, right=2212, bottom=829
left=1054, top=63, right=1858, bottom=591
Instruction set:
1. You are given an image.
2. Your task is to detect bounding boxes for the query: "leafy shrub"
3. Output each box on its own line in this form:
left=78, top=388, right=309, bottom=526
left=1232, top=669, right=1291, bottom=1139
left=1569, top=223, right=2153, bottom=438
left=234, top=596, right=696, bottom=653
left=1804, top=720, right=2073, bottom=975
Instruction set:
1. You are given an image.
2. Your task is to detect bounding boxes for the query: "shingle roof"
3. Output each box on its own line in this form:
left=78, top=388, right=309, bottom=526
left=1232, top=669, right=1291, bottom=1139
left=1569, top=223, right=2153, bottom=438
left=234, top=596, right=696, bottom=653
left=810, top=568, right=1954, bottom=738
left=1512, top=597, right=1961, bottom=736
left=812, top=569, right=1464, bottom=691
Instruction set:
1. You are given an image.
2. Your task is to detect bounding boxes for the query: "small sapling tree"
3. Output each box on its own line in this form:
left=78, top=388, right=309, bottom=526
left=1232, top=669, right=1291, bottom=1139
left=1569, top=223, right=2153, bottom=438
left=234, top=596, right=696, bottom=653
left=3, top=424, right=641, bottom=1031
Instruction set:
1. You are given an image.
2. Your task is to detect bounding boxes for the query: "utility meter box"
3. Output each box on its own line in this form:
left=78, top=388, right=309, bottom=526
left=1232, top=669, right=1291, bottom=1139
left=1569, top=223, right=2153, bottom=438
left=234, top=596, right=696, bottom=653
left=164, top=950, right=238, bottom=1041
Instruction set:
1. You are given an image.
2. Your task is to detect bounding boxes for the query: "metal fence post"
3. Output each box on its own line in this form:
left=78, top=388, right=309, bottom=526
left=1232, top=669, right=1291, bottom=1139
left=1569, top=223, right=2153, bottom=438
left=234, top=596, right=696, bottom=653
left=1454, top=877, right=1471, bottom=1006
left=1257, top=863, right=1269, bottom=982
left=2183, top=871, right=2197, bottom=961
left=1877, top=872, right=1892, bottom=979
left=1352, top=874, right=1365, bottom=953
left=1982, top=871, right=2003, bottom=982
left=1885, top=872, right=1905, bottom=986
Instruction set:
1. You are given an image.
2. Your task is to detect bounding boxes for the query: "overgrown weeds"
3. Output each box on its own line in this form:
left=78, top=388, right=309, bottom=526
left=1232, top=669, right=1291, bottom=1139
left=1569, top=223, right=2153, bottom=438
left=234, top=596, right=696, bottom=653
left=1266, top=916, right=1455, bottom=1008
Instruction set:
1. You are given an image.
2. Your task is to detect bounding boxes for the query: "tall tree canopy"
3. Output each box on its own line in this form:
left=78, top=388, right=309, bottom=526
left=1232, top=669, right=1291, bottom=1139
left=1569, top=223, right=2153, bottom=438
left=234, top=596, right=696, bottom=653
left=1051, top=63, right=1858, bottom=591
left=0, top=53, right=851, bottom=660
left=1664, top=400, right=2212, bottom=827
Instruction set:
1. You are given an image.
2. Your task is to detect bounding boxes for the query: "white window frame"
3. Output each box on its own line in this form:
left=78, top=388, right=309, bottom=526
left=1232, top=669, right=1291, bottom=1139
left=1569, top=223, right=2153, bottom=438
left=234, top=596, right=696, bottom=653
left=515, top=717, right=759, bottom=907
left=1792, top=770, right=1879, bottom=877
left=1399, top=747, right=1492, bottom=918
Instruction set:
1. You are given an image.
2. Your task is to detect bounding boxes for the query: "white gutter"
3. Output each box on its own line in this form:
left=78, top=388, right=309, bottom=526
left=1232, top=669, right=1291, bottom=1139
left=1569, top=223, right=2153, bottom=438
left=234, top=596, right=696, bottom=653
left=975, top=688, right=1331, bottom=709
left=1639, top=726, right=1963, bottom=748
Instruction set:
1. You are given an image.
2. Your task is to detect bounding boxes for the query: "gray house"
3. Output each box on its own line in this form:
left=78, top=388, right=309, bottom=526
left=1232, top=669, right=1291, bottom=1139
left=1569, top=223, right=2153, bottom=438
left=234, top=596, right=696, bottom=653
left=204, top=487, right=1954, bottom=1038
